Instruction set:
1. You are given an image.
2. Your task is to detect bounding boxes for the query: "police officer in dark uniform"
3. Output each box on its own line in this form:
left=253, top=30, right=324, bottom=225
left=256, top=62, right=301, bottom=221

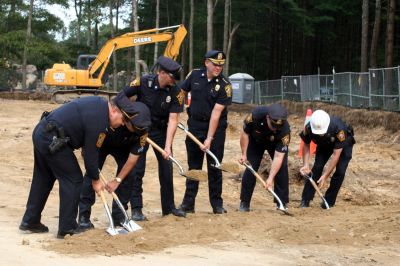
left=238, top=103, right=291, bottom=212
left=78, top=94, right=152, bottom=230
left=299, top=109, right=355, bottom=208
left=178, top=50, right=232, bottom=214
left=19, top=95, right=135, bottom=238
left=124, top=56, right=186, bottom=220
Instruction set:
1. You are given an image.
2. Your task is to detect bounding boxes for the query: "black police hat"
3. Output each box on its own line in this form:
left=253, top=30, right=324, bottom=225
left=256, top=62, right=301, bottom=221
left=157, top=56, right=182, bottom=80
left=266, top=103, right=288, bottom=128
left=204, top=50, right=226, bottom=66
left=114, top=93, right=151, bottom=129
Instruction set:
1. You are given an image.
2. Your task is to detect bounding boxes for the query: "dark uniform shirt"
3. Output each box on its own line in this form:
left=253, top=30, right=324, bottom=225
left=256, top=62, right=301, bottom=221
left=243, top=106, right=291, bottom=153
left=103, top=126, right=147, bottom=155
left=300, top=116, right=349, bottom=150
left=45, top=96, right=109, bottom=180
left=124, top=74, right=184, bottom=126
left=180, top=67, right=232, bottom=126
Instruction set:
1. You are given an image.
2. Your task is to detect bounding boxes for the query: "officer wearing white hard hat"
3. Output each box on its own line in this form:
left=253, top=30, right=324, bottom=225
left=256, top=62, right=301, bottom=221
left=299, top=110, right=355, bottom=209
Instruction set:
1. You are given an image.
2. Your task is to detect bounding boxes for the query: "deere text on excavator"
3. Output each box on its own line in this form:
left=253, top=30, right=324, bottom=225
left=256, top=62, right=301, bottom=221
left=44, top=25, right=186, bottom=102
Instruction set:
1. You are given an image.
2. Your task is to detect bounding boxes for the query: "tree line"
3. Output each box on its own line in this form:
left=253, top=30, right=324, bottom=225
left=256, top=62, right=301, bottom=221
left=0, top=0, right=398, bottom=90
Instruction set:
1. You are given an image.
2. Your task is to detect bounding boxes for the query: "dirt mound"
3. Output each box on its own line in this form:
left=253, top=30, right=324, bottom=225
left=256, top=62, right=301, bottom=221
left=0, top=91, right=52, bottom=101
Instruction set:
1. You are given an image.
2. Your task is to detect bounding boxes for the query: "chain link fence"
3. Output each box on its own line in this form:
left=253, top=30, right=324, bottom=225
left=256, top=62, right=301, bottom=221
left=254, top=66, right=400, bottom=112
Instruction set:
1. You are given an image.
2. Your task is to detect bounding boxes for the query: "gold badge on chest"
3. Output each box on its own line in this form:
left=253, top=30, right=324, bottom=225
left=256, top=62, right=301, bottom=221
left=215, top=84, right=220, bottom=91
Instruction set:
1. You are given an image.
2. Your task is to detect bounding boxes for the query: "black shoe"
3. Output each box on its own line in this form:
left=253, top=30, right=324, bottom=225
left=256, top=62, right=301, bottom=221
left=178, top=204, right=195, bottom=213
left=19, top=222, right=49, bottom=233
left=213, top=206, right=227, bottom=214
left=57, top=227, right=83, bottom=239
left=300, top=200, right=310, bottom=208
left=132, top=209, right=147, bottom=221
left=239, top=201, right=250, bottom=212
left=78, top=216, right=94, bottom=231
left=170, top=208, right=186, bottom=217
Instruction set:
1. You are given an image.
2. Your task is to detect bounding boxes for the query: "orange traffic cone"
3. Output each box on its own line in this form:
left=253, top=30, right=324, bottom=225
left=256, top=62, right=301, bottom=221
left=298, top=108, right=317, bottom=158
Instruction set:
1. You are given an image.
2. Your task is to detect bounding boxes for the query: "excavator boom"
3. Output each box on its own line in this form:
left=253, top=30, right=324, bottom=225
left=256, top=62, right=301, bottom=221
left=44, top=25, right=187, bottom=92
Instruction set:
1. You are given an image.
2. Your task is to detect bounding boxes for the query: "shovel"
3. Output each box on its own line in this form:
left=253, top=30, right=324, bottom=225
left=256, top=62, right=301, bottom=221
left=243, top=162, right=291, bottom=215
left=98, top=171, right=142, bottom=232
left=177, top=122, right=233, bottom=173
left=98, top=190, right=129, bottom=236
left=146, top=137, right=207, bottom=182
left=300, top=171, right=330, bottom=209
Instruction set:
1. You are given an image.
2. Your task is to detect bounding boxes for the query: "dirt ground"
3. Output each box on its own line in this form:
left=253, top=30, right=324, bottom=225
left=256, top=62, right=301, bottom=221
left=0, top=97, right=399, bottom=266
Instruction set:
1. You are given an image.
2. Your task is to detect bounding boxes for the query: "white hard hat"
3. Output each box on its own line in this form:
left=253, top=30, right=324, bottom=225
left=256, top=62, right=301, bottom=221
left=310, top=110, right=330, bottom=134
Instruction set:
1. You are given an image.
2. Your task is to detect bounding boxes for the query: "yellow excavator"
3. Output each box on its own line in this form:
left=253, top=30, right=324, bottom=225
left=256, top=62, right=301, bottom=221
left=44, top=25, right=187, bottom=102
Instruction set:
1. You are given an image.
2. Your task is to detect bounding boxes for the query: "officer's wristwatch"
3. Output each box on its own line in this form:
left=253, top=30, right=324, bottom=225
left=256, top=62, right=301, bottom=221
left=114, top=177, right=122, bottom=183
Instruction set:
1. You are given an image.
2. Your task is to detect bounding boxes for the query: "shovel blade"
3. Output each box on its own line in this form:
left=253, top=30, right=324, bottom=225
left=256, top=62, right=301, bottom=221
left=122, top=219, right=142, bottom=232
left=106, top=227, right=129, bottom=236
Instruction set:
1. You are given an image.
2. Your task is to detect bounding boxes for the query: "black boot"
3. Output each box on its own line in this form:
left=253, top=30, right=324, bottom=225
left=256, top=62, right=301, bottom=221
left=132, top=209, right=147, bottom=221
left=57, top=227, right=84, bottom=239
left=300, top=200, right=310, bottom=208
left=239, top=201, right=250, bottom=212
left=19, top=221, right=49, bottom=233
left=178, top=203, right=195, bottom=213
left=78, top=216, right=94, bottom=231
left=163, top=208, right=186, bottom=218
left=213, top=206, right=227, bottom=214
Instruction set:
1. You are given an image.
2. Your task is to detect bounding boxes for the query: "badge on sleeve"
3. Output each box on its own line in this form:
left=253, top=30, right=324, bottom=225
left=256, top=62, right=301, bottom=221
left=337, top=130, right=346, bottom=142
left=129, top=79, right=140, bottom=87
left=281, top=134, right=290, bottom=146
left=96, top=133, right=106, bottom=148
left=225, top=84, right=232, bottom=97
left=176, top=90, right=185, bottom=106
left=140, top=133, right=148, bottom=147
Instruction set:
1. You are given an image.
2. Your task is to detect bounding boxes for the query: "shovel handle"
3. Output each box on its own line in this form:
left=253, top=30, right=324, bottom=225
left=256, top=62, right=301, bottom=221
left=243, top=162, right=267, bottom=187
left=178, top=123, right=221, bottom=167
left=98, top=171, right=120, bottom=201
left=301, top=171, right=330, bottom=209
left=146, top=137, right=185, bottom=173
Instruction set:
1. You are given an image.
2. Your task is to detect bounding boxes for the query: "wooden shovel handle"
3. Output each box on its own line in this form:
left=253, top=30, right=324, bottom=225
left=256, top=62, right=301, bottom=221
left=146, top=137, right=167, bottom=154
left=308, top=177, right=325, bottom=198
left=99, top=190, right=107, bottom=204
left=243, top=162, right=267, bottom=187
left=185, top=130, right=204, bottom=147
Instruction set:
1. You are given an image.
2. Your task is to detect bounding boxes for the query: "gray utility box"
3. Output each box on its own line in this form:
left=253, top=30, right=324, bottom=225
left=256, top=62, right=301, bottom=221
left=229, top=73, right=255, bottom=103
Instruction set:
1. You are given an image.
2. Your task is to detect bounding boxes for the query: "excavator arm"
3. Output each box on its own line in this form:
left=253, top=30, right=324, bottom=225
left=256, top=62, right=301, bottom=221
left=89, top=24, right=187, bottom=80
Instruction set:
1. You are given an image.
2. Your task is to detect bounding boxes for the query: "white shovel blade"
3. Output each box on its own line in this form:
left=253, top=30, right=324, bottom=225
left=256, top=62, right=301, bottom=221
left=123, top=220, right=142, bottom=232
left=106, top=227, right=129, bottom=236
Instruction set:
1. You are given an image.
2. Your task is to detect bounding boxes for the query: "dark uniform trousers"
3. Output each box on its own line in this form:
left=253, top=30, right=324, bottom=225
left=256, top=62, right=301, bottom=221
left=301, top=141, right=353, bottom=207
left=79, top=147, right=134, bottom=222
left=130, top=127, right=175, bottom=214
left=240, top=137, right=289, bottom=205
left=22, top=119, right=83, bottom=232
left=182, top=121, right=226, bottom=209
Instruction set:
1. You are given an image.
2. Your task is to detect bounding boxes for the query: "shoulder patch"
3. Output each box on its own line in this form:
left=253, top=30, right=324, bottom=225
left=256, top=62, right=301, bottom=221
left=337, top=130, right=346, bottom=142
left=140, top=133, right=148, bottom=147
left=96, top=133, right=106, bottom=148
left=225, top=84, right=232, bottom=97
left=282, top=134, right=290, bottom=146
left=245, top=114, right=253, bottom=124
left=130, top=79, right=140, bottom=87
left=176, top=89, right=185, bottom=106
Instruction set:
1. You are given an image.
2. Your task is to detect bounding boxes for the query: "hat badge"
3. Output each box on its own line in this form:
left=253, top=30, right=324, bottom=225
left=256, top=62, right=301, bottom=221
left=217, top=53, right=223, bottom=59
left=166, top=96, right=171, bottom=103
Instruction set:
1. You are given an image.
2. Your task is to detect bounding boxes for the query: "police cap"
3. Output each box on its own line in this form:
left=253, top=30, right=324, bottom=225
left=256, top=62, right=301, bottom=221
left=204, top=50, right=226, bottom=66
left=266, top=103, right=288, bottom=128
left=157, top=56, right=182, bottom=80
left=114, top=93, right=152, bottom=129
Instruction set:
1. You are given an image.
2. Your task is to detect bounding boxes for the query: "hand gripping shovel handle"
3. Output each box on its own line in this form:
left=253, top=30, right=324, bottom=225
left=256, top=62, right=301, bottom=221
left=177, top=123, right=222, bottom=168
left=301, top=171, right=330, bottom=210
left=98, top=171, right=142, bottom=232
left=243, top=162, right=289, bottom=215
left=146, top=137, right=192, bottom=178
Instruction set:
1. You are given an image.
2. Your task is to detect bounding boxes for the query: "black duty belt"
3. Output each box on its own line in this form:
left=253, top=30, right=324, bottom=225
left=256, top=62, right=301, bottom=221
left=190, top=115, right=210, bottom=122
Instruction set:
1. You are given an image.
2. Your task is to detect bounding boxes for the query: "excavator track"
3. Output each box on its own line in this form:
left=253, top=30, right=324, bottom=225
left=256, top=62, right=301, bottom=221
left=51, top=88, right=118, bottom=104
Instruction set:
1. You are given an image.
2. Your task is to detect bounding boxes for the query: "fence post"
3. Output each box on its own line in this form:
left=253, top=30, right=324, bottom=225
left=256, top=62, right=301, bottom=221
left=281, top=78, right=284, bottom=101
left=349, top=73, right=352, bottom=107
left=368, top=69, right=372, bottom=108
left=398, top=67, right=400, bottom=111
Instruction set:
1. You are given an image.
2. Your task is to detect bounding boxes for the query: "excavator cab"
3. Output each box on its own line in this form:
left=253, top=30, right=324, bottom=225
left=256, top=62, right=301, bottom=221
left=77, top=55, right=97, bottom=70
